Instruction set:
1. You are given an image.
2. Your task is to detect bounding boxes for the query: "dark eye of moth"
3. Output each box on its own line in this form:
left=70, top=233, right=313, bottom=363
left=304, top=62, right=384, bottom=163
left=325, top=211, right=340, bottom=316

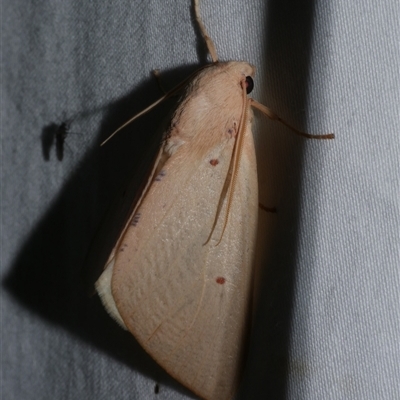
left=245, top=76, right=254, bottom=94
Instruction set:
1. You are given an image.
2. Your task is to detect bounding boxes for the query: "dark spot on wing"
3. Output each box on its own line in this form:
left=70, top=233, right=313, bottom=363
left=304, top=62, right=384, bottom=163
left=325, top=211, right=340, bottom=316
left=155, top=170, right=166, bottom=181
left=216, top=277, right=226, bottom=284
left=119, top=243, right=128, bottom=252
left=131, top=213, right=141, bottom=226
left=210, top=159, right=219, bottom=166
left=227, top=123, right=237, bottom=138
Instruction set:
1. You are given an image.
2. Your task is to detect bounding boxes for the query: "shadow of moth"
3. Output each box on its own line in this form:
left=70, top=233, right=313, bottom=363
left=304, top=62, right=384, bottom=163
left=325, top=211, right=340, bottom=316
left=95, top=1, right=334, bottom=399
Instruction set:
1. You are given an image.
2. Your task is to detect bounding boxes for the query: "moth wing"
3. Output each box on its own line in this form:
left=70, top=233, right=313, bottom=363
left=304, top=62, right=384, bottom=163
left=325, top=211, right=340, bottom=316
left=102, top=120, right=257, bottom=400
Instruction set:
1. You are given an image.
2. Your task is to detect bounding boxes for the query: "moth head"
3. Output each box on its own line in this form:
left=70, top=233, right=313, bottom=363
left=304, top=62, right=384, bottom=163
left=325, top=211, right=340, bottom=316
left=213, top=61, right=256, bottom=95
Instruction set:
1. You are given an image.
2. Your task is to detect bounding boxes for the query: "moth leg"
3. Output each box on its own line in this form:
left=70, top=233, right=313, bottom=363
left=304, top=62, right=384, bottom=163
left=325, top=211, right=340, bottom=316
left=152, top=69, right=168, bottom=95
left=259, top=203, right=277, bottom=213
left=250, top=99, right=334, bottom=140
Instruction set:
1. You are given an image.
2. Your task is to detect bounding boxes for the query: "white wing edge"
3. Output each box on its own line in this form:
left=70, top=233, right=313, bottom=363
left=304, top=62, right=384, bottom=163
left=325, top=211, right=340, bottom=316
left=95, top=258, right=127, bottom=329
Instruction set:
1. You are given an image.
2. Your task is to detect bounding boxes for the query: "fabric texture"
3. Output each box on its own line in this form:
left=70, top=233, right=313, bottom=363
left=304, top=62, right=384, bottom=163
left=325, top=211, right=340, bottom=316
left=2, top=0, right=399, bottom=399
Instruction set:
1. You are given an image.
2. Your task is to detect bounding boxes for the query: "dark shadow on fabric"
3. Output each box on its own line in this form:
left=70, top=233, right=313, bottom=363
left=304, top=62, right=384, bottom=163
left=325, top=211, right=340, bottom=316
left=3, top=63, right=203, bottom=400
left=41, top=123, right=58, bottom=161
left=239, top=1, right=317, bottom=399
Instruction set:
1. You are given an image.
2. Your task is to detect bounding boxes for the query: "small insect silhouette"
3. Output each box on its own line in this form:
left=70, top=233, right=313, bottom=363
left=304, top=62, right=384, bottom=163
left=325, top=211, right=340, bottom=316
left=54, top=121, right=71, bottom=161
left=41, top=120, right=74, bottom=161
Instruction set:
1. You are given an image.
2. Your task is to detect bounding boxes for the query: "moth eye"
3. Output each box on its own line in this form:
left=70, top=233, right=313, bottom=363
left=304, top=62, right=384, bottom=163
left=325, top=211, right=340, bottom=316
left=245, top=76, right=254, bottom=94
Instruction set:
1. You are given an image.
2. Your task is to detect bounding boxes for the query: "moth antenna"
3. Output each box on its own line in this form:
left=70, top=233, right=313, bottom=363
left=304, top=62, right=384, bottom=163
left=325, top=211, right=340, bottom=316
left=100, top=95, right=168, bottom=146
left=101, top=65, right=211, bottom=146
left=204, top=80, right=249, bottom=247
left=250, top=99, right=335, bottom=139
left=215, top=82, right=250, bottom=245
left=194, top=0, right=219, bottom=63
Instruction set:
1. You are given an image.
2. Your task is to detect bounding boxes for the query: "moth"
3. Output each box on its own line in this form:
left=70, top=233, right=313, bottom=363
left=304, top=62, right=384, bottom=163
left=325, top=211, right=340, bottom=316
left=95, top=1, right=334, bottom=399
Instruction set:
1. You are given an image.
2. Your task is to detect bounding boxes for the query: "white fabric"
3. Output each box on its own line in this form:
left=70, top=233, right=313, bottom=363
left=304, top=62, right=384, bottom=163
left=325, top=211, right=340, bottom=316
left=2, top=0, right=399, bottom=399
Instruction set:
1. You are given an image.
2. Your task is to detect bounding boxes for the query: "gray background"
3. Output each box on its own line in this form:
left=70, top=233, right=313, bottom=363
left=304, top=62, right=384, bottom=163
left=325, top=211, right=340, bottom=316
left=2, top=0, right=399, bottom=399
